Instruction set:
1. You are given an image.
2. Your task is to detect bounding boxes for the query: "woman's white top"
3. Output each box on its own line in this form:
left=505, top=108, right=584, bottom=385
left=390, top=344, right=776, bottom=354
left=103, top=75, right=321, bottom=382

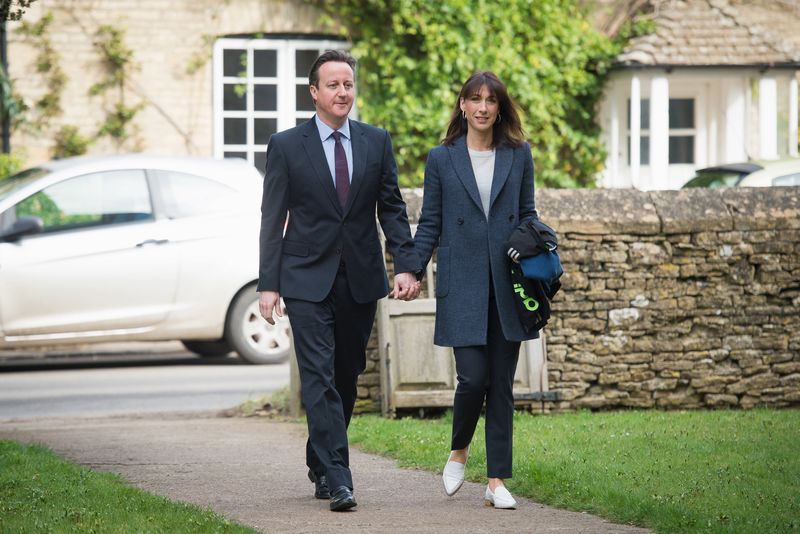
left=468, top=147, right=496, bottom=218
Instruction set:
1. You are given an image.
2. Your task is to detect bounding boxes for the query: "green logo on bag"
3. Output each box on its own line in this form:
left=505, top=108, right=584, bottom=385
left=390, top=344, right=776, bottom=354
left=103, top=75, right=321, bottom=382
left=513, top=283, right=539, bottom=311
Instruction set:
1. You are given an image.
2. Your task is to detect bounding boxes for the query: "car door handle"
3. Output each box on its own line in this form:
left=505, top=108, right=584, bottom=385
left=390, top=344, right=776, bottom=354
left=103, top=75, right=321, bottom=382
left=136, top=239, right=169, bottom=247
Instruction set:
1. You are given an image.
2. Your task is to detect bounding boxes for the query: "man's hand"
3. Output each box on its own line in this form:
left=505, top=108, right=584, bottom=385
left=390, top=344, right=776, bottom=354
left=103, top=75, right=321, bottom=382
left=259, top=291, right=283, bottom=325
left=391, top=272, right=420, bottom=301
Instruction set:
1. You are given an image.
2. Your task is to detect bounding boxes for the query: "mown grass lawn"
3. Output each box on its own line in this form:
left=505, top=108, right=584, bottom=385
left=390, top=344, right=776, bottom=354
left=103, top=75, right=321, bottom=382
left=349, top=408, right=799, bottom=533
left=0, top=440, right=256, bottom=534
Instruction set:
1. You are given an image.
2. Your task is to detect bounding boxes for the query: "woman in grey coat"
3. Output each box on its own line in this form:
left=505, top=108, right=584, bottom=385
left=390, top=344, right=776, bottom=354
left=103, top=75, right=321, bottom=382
left=414, top=71, right=539, bottom=509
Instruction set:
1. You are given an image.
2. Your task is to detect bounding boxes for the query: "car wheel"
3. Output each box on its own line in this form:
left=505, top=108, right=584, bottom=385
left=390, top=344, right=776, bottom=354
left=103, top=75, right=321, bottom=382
left=181, top=340, right=232, bottom=358
left=226, top=286, right=291, bottom=364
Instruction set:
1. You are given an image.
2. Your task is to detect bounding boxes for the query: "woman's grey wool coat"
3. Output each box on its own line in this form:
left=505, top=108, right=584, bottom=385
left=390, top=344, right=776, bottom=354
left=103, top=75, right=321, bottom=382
left=414, top=135, right=540, bottom=347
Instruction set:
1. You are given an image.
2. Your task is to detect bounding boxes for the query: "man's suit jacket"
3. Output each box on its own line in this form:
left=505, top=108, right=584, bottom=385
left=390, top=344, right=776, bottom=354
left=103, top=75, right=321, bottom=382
left=414, top=136, right=539, bottom=346
left=258, top=118, right=420, bottom=304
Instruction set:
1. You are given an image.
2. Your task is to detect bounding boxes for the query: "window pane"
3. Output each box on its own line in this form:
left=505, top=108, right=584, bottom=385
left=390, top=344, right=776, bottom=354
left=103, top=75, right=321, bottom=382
left=669, top=99, right=694, bottom=128
left=254, top=152, right=267, bottom=176
left=16, top=170, right=151, bottom=232
left=154, top=170, right=241, bottom=218
left=773, top=173, right=800, bottom=186
left=223, top=49, right=246, bottom=77
left=224, top=152, right=247, bottom=160
left=254, top=118, right=277, bottom=145
left=254, top=84, right=277, bottom=111
left=627, top=99, right=650, bottom=130
left=296, top=84, right=315, bottom=111
left=296, top=117, right=310, bottom=126
left=224, top=84, right=246, bottom=111
left=669, top=136, right=694, bottom=164
left=254, top=49, right=277, bottom=77
left=641, top=99, right=650, bottom=130
left=683, top=170, right=743, bottom=188
left=296, top=49, right=318, bottom=77
left=224, top=118, right=247, bottom=144
left=627, top=136, right=650, bottom=165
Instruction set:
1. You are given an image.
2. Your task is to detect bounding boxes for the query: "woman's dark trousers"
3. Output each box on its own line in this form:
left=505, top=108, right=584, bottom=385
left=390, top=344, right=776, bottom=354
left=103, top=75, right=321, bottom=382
left=450, top=298, right=521, bottom=479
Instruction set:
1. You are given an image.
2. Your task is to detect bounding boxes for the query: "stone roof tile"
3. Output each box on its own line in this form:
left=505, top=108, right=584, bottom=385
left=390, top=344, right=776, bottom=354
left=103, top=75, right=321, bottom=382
left=617, top=0, right=800, bottom=67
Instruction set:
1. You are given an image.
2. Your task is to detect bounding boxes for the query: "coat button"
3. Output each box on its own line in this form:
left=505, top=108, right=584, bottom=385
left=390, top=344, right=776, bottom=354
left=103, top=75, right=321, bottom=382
left=457, top=217, right=464, bottom=225
left=509, top=214, right=515, bottom=222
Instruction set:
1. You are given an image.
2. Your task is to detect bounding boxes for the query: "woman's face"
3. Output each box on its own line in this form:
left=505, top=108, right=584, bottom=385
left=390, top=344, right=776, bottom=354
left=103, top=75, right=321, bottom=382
left=460, top=85, right=499, bottom=135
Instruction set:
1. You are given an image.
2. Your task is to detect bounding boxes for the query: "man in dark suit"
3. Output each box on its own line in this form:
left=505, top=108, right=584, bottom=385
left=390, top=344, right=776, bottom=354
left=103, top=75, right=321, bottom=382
left=257, top=50, right=421, bottom=511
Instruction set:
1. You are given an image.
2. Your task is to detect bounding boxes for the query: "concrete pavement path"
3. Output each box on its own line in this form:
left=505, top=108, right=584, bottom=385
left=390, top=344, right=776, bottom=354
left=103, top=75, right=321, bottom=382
left=0, top=413, right=651, bottom=533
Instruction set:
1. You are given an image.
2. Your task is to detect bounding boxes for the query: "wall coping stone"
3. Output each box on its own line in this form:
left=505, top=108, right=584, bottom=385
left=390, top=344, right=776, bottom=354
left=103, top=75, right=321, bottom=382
left=405, top=187, right=800, bottom=235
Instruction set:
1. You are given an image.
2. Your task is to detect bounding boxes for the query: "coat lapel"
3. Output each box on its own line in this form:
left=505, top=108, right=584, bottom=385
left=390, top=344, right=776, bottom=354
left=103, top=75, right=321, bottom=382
left=489, top=145, right=513, bottom=211
left=301, top=118, right=342, bottom=215
left=447, top=136, right=484, bottom=213
left=344, top=120, right=366, bottom=216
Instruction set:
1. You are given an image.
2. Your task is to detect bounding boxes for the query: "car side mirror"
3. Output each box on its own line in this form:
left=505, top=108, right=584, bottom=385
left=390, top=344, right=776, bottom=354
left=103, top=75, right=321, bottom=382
left=2, top=216, right=44, bottom=242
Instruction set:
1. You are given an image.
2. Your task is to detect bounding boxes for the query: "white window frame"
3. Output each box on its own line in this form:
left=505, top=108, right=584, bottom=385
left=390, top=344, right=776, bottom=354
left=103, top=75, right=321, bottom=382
left=212, top=37, right=350, bottom=165
left=626, top=96, right=698, bottom=166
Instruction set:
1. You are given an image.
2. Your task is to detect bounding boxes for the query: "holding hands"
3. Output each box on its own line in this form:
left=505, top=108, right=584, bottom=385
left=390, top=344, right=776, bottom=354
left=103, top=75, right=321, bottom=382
left=391, top=272, right=421, bottom=301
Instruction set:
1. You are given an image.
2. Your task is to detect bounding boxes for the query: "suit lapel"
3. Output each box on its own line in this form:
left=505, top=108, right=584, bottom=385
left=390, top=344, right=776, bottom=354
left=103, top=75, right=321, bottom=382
left=301, top=118, right=342, bottom=215
left=344, top=120, right=366, bottom=216
left=447, top=136, right=484, bottom=213
left=489, top=145, right=513, bottom=211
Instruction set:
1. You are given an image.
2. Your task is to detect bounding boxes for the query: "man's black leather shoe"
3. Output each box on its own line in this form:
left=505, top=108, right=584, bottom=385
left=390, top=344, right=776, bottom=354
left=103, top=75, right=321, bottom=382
left=329, top=486, right=357, bottom=511
left=307, top=470, right=330, bottom=499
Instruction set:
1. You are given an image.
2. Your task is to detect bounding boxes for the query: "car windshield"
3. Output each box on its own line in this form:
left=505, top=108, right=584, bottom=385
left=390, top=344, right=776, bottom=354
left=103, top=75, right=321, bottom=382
left=0, top=167, right=50, bottom=202
left=682, top=170, right=744, bottom=188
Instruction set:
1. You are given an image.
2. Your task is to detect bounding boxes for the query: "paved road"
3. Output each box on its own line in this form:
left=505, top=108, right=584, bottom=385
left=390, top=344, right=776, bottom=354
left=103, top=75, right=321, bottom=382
left=0, top=343, right=289, bottom=419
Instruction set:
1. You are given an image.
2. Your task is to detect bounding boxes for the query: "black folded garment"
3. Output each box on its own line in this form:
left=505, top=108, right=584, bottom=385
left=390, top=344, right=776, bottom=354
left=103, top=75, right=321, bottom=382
left=505, top=218, right=559, bottom=262
left=510, top=266, right=554, bottom=334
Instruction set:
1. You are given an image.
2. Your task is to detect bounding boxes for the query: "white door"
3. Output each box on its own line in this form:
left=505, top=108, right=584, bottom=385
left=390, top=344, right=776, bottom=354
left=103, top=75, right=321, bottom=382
left=0, top=170, right=179, bottom=341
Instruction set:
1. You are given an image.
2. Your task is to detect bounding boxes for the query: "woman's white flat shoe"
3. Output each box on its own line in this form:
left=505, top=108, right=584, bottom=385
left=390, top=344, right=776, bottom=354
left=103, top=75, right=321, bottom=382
left=485, top=485, right=517, bottom=509
left=442, top=460, right=466, bottom=496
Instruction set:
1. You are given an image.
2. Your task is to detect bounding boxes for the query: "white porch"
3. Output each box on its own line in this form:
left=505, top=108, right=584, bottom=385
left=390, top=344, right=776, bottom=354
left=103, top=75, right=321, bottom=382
left=598, top=69, right=799, bottom=190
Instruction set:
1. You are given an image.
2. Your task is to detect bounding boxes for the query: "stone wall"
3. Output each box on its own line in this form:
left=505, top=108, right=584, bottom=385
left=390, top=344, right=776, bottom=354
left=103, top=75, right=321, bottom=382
left=538, top=186, right=799, bottom=410
left=357, top=186, right=800, bottom=414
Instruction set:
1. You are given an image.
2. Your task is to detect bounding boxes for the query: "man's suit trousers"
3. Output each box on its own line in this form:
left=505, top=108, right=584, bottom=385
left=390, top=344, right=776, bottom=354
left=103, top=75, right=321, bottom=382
left=284, top=264, right=377, bottom=490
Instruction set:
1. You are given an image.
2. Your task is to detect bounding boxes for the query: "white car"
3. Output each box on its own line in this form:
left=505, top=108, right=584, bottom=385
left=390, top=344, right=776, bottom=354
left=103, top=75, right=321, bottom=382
left=682, top=158, right=800, bottom=188
left=0, top=154, right=290, bottom=364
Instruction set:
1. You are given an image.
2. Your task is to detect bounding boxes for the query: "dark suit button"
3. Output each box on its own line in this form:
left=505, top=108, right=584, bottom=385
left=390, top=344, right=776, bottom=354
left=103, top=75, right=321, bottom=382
left=457, top=217, right=464, bottom=225
left=508, top=214, right=515, bottom=222
left=336, top=247, right=342, bottom=254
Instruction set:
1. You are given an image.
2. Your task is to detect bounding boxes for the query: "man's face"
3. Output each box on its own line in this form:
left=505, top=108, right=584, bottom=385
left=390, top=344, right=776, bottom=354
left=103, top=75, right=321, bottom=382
left=310, top=61, right=355, bottom=129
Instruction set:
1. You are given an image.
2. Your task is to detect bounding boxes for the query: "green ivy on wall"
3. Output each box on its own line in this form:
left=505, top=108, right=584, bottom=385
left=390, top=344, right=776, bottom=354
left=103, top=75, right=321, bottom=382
left=13, top=11, right=92, bottom=158
left=309, top=0, right=633, bottom=188
left=9, top=11, right=160, bottom=159
left=91, top=24, right=144, bottom=148
left=185, top=34, right=216, bottom=75
left=52, top=125, right=91, bottom=160
left=16, top=12, right=65, bottom=131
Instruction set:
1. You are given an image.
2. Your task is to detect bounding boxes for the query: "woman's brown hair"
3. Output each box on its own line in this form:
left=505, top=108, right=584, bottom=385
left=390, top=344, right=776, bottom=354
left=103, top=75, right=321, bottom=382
left=442, top=71, right=525, bottom=148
